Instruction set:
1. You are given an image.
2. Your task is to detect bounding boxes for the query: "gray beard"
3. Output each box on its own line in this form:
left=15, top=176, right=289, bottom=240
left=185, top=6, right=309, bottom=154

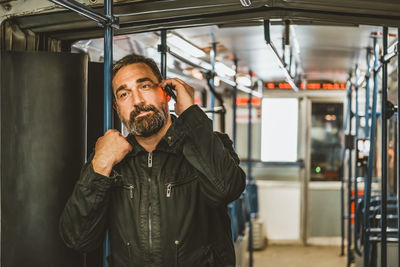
left=121, top=104, right=168, bottom=137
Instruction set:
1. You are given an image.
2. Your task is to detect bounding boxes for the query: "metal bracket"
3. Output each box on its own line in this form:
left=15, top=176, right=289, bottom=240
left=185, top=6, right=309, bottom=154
left=157, top=44, right=168, bottom=53
left=385, top=101, right=397, bottom=118
left=345, top=134, right=355, bottom=150
left=264, top=19, right=299, bottom=92
left=49, top=0, right=119, bottom=29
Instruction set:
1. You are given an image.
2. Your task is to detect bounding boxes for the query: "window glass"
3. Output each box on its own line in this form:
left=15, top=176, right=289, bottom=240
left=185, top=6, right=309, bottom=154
left=310, top=103, right=343, bottom=181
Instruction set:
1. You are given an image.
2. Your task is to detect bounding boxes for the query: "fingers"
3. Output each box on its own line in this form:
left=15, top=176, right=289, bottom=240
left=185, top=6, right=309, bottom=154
left=104, top=129, right=120, bottom=135
left=160, top=78, right=195, bottom=115
left=161, top=79, right=195, bottom=102
left=102, top=130, right=132, bottom=150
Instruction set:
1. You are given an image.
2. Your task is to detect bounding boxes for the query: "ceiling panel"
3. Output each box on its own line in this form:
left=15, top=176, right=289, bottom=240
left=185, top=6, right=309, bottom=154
left=175, top=24, right=398, bottom=83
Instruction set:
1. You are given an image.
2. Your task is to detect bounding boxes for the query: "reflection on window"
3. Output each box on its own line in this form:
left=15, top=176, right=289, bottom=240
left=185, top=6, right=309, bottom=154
left=311, top=103, right=343, bottom=181
left=261, top=98, right=298, bottom=162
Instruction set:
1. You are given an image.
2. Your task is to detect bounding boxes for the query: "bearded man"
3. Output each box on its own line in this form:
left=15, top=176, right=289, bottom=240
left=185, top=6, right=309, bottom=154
left=59, top=54, right=246, bottom=267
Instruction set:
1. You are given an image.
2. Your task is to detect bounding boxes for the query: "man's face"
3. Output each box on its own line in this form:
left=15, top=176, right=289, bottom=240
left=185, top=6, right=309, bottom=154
left=112, top=63, right=170, bottom=137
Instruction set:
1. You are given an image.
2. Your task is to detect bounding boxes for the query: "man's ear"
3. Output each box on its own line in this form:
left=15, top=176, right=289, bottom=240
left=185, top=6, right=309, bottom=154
left=113, top=101, right=117, bottom=110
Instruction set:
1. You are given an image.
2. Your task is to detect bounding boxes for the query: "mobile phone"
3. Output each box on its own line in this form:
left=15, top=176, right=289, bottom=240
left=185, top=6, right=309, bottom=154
left=164, top=84, right=177, bottom=102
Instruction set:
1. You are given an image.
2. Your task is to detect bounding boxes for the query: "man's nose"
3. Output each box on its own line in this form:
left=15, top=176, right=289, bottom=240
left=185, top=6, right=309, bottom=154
left=132, top=89, right=144, bottom=105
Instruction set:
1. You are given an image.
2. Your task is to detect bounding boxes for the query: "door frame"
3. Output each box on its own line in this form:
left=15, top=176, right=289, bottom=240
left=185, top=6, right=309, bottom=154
left=303, top=95, right=346, bottom=244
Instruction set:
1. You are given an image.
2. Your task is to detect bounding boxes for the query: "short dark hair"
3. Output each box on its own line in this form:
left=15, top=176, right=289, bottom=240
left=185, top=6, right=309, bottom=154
left=112, top=54, right=163, bottom=82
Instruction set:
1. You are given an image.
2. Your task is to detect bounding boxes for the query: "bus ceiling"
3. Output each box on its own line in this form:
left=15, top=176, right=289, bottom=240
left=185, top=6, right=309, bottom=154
left=1, top=0, right=400, bottom=42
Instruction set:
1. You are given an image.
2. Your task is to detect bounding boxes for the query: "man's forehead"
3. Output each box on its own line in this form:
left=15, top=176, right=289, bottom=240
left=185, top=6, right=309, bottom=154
left=120, top=62, right=156, bottom=77
left=114, top=63, right=157, bottom=83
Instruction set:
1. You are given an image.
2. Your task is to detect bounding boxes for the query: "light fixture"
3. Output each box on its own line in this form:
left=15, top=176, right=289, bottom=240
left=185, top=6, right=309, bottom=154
left=237, top=76, right=252, bottom=87
left=214, top=76, right=221, bottom=87
left=191, top=69, right=204, bottom=80
left=215, top=62, right=236, bottom=77
left=240, top=0, right=252, bottom=7
left=167, top=35, right=206, bottom=58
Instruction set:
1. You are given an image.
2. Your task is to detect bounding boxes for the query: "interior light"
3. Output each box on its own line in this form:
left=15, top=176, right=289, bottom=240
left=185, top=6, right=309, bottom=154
left=240, top=0, right=252, bottom=7
left=214, top=76, right=221, bottom=87
left=325, top=114, right=336, bottom=121
left=168, top=35, right=206, bottom=58
left=316, top=166, right=321, bottom=173
left=191, top=69, right=204, bottom=80
left=237, top=76, right=252, bottom=87
left=215, top=62, right=236, bottom=77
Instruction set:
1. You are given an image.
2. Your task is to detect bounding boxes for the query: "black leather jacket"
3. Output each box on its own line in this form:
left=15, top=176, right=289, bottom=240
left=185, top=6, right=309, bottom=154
left=59, top=105, right=246, bottom=267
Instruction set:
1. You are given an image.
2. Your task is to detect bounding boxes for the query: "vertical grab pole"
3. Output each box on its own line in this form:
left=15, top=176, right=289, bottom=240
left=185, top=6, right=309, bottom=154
left=103, top=0, right=113, bottom=133
left=397, top=27, right=400, bottom=267
left=341, top=75, right=352, bottom=256
left=363, top=36, right=379, bottom=267
left=247, top=77, right=253, bottom=267
left=210, top=41, right=216, bottom=122
left=365, top=49, right=371, bottom=137
left=381, top=26, right=388, bottom=267
left=354, top=64, right=362, bottom=256
left=160, top=29, right=168, bottom=79
left=347, top=77, right=354, bottom=267
left=233, top=57, right=238, bottom=149
left=103, top=0, right=114, bottom=266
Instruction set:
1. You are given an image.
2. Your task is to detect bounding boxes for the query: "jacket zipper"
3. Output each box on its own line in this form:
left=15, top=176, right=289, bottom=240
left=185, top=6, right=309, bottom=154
left=166, top=184, right=172, bottom=197
left=148, top=152, right=153, bottom=167
left=148, top=152, right=153, bottom=261
left=175, top=240, right=180, bottom=267
left=166, top=176, right=198, bottom=198
left=122, top=184, right=134, bottom=199
left=126, top=241, right=133, bottom=267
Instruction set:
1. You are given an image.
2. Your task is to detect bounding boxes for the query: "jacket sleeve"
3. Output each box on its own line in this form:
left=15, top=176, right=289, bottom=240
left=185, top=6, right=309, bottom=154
left=179, top=105, right=246, bottom=206
left=59, top=153, right=116, bottom=252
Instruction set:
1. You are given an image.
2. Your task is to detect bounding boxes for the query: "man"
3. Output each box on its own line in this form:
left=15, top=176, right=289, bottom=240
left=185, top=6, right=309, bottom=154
left=59, top=54, right=246, bottom=267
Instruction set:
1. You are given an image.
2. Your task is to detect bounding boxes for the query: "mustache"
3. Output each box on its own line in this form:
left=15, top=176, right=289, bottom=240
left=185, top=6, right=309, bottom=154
left=130, top=104, right=158, bottom=119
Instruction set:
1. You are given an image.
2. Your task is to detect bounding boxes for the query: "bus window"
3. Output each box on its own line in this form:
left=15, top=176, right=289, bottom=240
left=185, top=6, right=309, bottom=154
left=310, top=103, right=343, bottom=181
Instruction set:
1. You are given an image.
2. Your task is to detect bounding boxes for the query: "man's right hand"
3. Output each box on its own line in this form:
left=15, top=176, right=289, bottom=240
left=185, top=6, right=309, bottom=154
left=92, top=129, right=133, bottom=177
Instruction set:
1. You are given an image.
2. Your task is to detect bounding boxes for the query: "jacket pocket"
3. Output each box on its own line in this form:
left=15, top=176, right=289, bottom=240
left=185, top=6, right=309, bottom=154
left=121, top=184, right=135, bottom=199
left=111, top=176, right=135, bottom=200
left=165, top=175, right=198, bottom=198
left=113, top=183, right=135, bottom=200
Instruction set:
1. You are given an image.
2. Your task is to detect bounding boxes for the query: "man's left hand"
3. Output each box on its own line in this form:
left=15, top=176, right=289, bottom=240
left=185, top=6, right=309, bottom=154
left=160, top=78, right=194, bottom=115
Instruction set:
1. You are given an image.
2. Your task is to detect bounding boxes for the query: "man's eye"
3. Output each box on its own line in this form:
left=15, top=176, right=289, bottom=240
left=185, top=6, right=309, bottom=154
left=141, top=84, right=151, bottom=90
left=119, top=92, right=128, bottom=99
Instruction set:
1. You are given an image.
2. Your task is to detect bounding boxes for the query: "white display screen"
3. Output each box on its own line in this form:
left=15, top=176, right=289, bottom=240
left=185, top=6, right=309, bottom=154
left=261, top=98, right=298, bottom=162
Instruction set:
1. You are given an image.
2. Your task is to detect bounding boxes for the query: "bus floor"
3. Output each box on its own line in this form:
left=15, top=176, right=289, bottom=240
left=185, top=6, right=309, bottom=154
left=250, top=245, right=347, bottom=267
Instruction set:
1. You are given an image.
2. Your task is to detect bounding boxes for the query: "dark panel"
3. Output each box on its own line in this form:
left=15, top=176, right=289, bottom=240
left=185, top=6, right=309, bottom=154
left=1, top=51, right=87, bottom=267
left=87, top=61, right=104, bottom=155
left=86, top=61, right=105, bottom=267
left=87, top=61, right=121, bottom=156
left=86, top=61, right=122, bottom=267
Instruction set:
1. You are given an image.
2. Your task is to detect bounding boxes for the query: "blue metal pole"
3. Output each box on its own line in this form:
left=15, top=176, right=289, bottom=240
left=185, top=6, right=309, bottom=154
left=363, top=36, right=379, bottom=267
left=381, top=26, right=388, bottom=267
left=341, top=76, right=352, bottom=256
left=160, top=30, right=167, bottom=79
left=247, top=83, right=253, bottom=267
left=233, top=57, right=238, bottom=149
left=103, top=1, right=113, bottom=266
left=347, top=78, right=354, bottom=267
left=397, top=27, right=400, bottom=267
left=365, top=50, right=371, bottom=137
left=103, top=0, right=113, bottom=133
left=210, top=42, right=216, bottom=122
left=354, top=64, right=362, bottom=256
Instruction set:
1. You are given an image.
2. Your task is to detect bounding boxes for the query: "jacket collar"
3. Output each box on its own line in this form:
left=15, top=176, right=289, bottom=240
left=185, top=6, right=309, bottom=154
left=125, top=114, right=187, bottom=156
